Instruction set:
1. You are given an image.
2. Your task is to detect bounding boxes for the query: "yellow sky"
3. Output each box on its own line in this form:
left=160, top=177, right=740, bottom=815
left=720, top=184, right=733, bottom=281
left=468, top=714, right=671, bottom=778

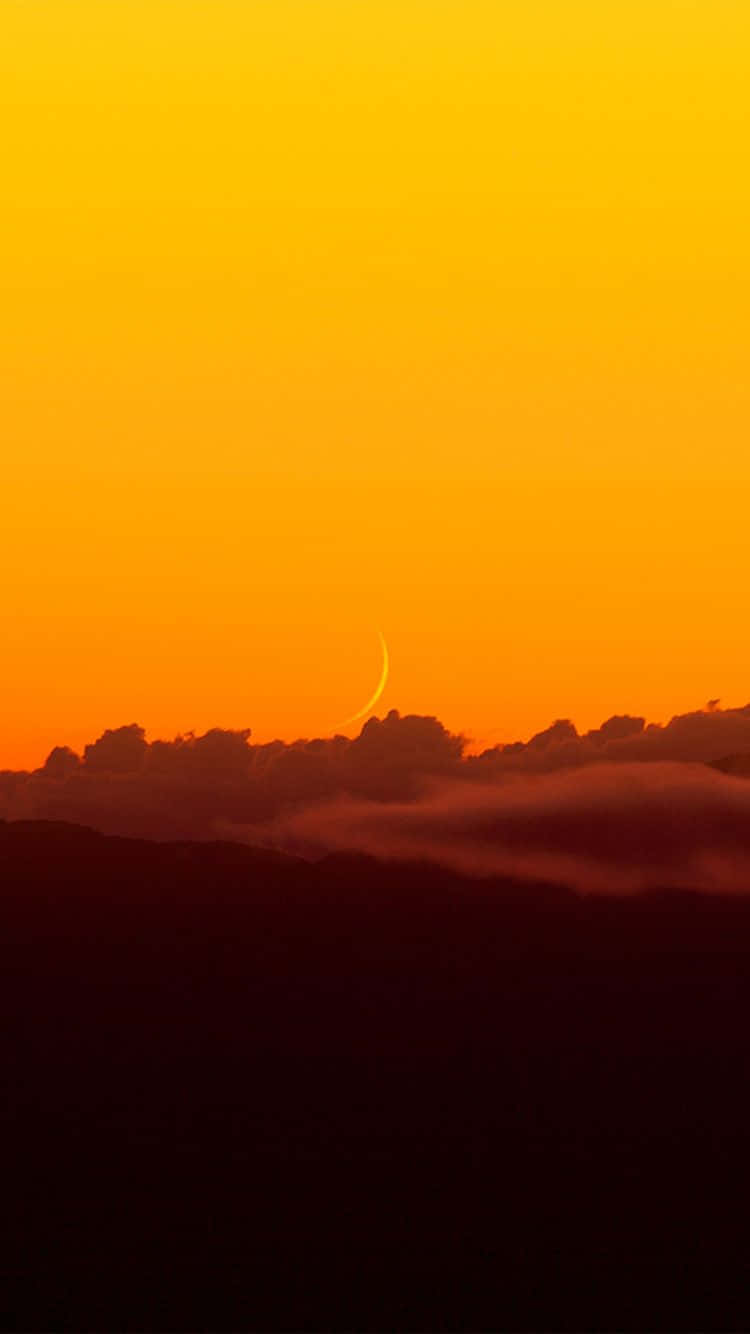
left=3, top=1, right=750, bottom=767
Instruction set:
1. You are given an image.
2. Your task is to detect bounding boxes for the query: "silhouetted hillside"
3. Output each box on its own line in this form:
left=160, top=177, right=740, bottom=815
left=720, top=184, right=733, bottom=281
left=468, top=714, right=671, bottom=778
left=3, top=819, right=750, bottom=1329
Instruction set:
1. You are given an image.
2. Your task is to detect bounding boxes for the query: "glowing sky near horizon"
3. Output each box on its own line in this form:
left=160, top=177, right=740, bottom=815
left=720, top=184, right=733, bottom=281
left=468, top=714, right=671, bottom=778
left=3, top=1, right=750, bottom=768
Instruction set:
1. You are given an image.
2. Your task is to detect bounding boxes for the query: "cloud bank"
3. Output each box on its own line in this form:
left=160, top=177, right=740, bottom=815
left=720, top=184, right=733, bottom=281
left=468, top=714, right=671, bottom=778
left=246, top=762, right=750, bottom=894
left=3, top=702, right=750, bottom=891
left=0, top=712, right=463, bottom=841
left=469, top=701, right=750, bottom=773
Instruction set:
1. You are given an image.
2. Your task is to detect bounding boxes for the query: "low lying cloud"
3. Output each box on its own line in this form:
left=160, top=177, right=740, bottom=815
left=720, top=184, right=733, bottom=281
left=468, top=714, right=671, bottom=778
left=3, top=704, right=750, bottom=890
left=238, top=763, right=750, bottom=894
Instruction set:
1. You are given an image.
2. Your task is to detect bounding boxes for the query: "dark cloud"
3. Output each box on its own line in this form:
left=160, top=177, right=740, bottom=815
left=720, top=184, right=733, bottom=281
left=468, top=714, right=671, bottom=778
left=469, top=701, right=750, bottom=774
left=83, top=724, right=148, bottom=773
left=2, top=702, right=750, bottom=877
left=42, top=745, right=80, bottom=778
left=0, top=710, right=463, bottom=841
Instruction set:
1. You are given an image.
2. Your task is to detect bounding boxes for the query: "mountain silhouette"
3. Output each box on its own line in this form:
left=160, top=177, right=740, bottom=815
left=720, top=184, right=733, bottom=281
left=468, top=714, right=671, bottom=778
left=4, top=819, right=750, bottom=1329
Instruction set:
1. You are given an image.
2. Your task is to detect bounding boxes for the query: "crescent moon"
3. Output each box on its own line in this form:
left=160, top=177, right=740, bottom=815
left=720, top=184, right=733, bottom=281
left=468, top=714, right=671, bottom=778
left=336, top=630, right=390, bottom=729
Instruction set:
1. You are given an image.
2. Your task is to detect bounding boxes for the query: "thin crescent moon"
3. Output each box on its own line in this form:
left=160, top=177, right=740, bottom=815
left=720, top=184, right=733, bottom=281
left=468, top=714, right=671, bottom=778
left=336, top=630, right=390, bottom=729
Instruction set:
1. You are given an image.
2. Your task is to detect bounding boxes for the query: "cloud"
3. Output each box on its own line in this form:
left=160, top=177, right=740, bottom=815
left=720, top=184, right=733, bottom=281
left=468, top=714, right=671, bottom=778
left=83, top=724, right=148, bottom=773
left=3, top=702, right=750, bottom=883
left=0, top=710, right=464, bottom=841
left=242, top=763, right=750, bottom=894
left=42, top=745, right=80, bottom=778
left=469, top=702, right=750, bottom=773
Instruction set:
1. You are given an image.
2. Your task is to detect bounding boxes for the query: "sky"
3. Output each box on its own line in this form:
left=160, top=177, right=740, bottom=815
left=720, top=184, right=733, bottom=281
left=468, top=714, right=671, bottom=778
left=3, top=1, right=750, bottom=768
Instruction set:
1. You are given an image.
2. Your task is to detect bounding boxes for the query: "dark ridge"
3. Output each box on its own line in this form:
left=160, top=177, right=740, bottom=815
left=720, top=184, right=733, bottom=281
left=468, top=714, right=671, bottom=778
left=3, top=819, right=750, bottom=1330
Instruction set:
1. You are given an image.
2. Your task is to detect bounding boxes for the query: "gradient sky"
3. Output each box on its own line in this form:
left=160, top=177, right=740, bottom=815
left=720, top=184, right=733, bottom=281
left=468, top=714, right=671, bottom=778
left=3, top=1, right=750, bottom=768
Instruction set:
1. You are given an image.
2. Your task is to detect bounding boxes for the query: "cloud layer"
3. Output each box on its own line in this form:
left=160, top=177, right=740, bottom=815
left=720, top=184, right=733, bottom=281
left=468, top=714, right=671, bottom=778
left=469, top=701, right=750, bottom=773
left=0, top=712, right=462, bottom=841
left=3, top=702, right=750, bottom=891
left=248, top=762, right=750, bottom=893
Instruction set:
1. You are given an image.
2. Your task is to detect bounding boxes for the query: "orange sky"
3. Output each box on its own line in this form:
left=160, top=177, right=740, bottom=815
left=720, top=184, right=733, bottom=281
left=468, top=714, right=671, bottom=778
left=3, top=1, right=750, bottom=769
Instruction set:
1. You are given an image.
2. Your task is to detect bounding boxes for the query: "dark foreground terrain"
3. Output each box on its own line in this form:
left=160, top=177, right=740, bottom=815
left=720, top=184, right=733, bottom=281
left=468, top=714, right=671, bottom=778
left=3, top=819, right=750, bottom=1330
